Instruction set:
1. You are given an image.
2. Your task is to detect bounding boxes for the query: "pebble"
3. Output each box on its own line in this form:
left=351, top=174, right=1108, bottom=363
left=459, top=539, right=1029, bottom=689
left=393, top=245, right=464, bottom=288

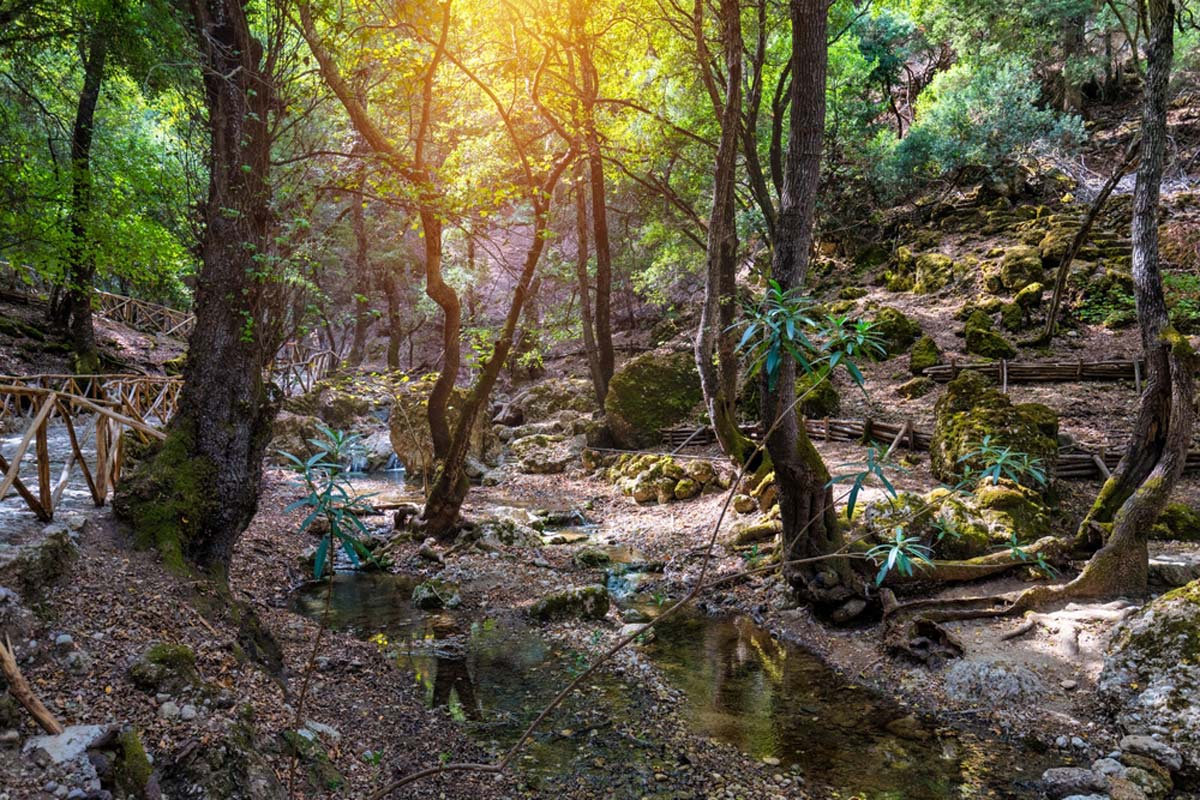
left=54, top=634, right=73, bottom=648
left=155, top=693, right=171, bottom=703
left=761, top=756, right=781, bottom=767
left=1061, top=679, right=1078, bottom=691
left=1072, top=736, right=1087, bottom=749
left=0, top=729, right=18, bottom=747
left=1057, top=735, right=1071, bottom=749
left=180, top=704, right=198, bottom=721
left=54, top=787, right=68, bottom=799
left=67, top=790, right=85, bottom=800
left=159, top=701, right=180, bottom=719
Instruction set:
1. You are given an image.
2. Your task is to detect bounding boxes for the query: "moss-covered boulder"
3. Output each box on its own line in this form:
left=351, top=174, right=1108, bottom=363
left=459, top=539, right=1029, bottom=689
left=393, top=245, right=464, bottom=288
left=529, top=586, right=609, bottom=622
left=389, top=374, right=498, bottom=476
left=871, top=307, right=922, bottom=359
left=411, top=579, right=461, bottom=610
left=1038, top=227, right=1077, bottom=269
left=509, top=430, right=588, bottom=474
left=913, top=252, right=955, bottom=294
left=909, top=335, right=941, bottom=376
left=797, top=371, right=840, bottom=418
left=268, top=411, right=322, bottom=463
left=929, top=371, right=1057, bottom=489
left=605, top=349, right=702, bottom=449
left=999, top=246, right=1044, bottom=292
left=963, top=310, right=1018, bottom=359
left=1015, top=281, right=1044, bottom=310
left=1099, top=580, right=1200, bottom=776
left=896, top=376, right=936, bottom=399
left=1152, top=502, right=1200, bottom=541
left=128, top=643, right=198, bottom=693
left=605, top=453, right=724, bottom=505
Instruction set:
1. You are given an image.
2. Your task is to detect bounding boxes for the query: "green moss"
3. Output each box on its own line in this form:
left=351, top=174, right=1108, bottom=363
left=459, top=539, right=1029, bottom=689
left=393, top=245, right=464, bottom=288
left=411, top=579, right=461, bottom=610
left=1014, top=281, right=1044, bottom=310
left=797, top=371, right=840, bottom=418
left=146, top=642, right=196, bottom=670
left=963, top=310, right=1017, bottom=359
left=908, top=335, right=941, bottom=376
left=999, top=246, right=1043, bottom=292
left=1000, top=302, right=1025, bottom=332
left=0, top=314, right=46, bottom=341
left=605, top=348, right=702, bottom=448
left=871, top=307, right=922, bottom=359
left=1151, top=501, right=1200, bottom=541
left=896, top=376, right=936, bottom=399
left=913, top=252, right=955, bottom=294
left=838, top=286, right=868, bottom=300
left=114, top=728, right=153, bottom=795
left=929, top=372, right=1057, bottom=489
left=113, top=420, right=215, bottom=573
left=529, top=586, right=610, bottom=621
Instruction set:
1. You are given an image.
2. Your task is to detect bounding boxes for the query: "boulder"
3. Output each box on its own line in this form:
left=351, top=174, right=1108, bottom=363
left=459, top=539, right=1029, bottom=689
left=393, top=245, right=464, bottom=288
left=930, top=371, right=1057, bottom=488
left=510, top=432, right=588, bottom=474
left=999, top=245, right=1044, bottom=292
left=913, top=252, right=955, bottom=294
left=963, top=310, right=1017, bottom=359
left=508, top=377, right=598, bottom=423
left=389, top=374, right=499, bottom=477
left=1151, top=502, right=1200, bottom=541
left=267, top=411, right=322, bottom=462
left=411, top=579, right=461, bottom=610
left=896, top=376, right=935, bottom=399
left=605, top=349, right=702, bottom=449
left=1100, top=581, right=1200, bottom=777
left=0, top=526, right=77, bottom=596
left=1040, top=767, right=1108, bottom=799
left=529, top=586, right=610, bottom=622
left=871, top=307, right=922, bottom=359
left=159, top=723, right=286, bottom=799
left=908, top=335, right=941, bottom=376
left=128, top=643, right=198, bottom=693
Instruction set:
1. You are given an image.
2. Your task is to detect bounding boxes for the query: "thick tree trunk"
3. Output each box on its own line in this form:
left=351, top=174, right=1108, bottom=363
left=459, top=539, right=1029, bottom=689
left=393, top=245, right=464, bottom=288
left=573, top=159, right=603, bottom=407
left=1070, top=0, right=1195, bottom=595
left=696, top=0, right=755, bottom=466
left=55, top=27, right=107, bottom=373
left=346, top=141, right=371, bottom=367
left=383, top=268, right=402, bottom=371
left=115, top=0, right=277, bottom=573
left=761, top=0, right=855, bottom=607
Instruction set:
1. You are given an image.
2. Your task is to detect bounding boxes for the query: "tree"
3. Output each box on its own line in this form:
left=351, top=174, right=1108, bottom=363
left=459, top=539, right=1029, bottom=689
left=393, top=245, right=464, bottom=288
left=115, top=0, right=289, bottom=573
left=694, top=0, right=756, bottom=466
left=760, top=0, right=857, bottom=608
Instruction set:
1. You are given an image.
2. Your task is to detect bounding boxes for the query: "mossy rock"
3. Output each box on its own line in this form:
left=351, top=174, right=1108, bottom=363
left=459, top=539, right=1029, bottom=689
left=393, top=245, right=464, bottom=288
left=909, top=335, right=941, bottom=376
left=114, top=727, right=154, bottom=797
left=1014, top=281, right=1044, bottom=310
left=529, top=586, right=610, bottom=621
left=128, top=643, right=198, bottom=693
left=605, top=349, right=702, bottom=449
left=871, top=307, right=922, bottom=359
left=914, top=252, right=955, bottom=294
left=1151, top=501, right=1200, bottom=542
left=896, top=377, right=935, bottom=399
left=674, top=478, right=701, bottom=501
left=797, top=371, right=840, bottom=418
left=963, top=310, right=1017, bottom=359
left=929, top=371, right=1057, bottom=489
left=0, top=314, right=46, bottom=341
left=573, top=548, right=612, bottom=568
left=1000, top=302, right=1025, bottom=332
left=838, top=286, right=868, bottom=300
left=512, top=377, right=599, bottom=421
left=411, top=579, right=461, bottom=610
left=999, top=246, right=1044, bottom=292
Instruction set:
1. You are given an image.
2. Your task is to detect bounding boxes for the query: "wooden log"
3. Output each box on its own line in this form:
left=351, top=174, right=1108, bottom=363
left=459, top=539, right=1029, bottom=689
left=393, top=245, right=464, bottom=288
left=0, top=636, right=63, bottom=734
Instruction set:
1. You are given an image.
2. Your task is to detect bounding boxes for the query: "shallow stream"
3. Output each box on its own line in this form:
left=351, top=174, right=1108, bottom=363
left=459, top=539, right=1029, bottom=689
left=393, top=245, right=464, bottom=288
left=291, top=568, right=1056, bottom=798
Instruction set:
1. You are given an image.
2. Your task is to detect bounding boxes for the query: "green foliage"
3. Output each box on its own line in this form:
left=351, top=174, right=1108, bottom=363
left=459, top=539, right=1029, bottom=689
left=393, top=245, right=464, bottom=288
left=958, top=435, right=1048, bottom=487
left=280, top=425, right=377, bottom=578
left=865, top=527, right=934, bottom=585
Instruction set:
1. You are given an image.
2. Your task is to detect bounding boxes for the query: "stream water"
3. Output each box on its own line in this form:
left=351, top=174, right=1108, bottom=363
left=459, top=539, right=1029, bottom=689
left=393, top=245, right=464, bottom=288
left=291, top=567, right=1055, bottom=798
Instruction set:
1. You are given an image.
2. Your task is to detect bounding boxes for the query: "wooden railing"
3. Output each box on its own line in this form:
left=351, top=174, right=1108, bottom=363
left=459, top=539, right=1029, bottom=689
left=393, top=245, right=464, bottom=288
left=0, top=384, right=164, bottom=521
left=95, top=291, right=194, bottom=338
left=923, top=357, right=1145, bottom=391
left=0, top=374, right=181, bottom=423
left=272, top=346, right=339, bottom=396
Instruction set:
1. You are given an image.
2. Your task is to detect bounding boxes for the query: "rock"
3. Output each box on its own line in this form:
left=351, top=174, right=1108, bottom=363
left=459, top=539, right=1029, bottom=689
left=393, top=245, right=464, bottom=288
left=390, top=376, right=498, bottom=477
left=0, top=526, right=78, bottom=595
left=159, top=701, right=181, bottom=719
left=411, top=579, right=461, bottom=610
left=929, top=371, right=1057, bottom=488
left=510, top=431, right=588, bottom=474
left=1100, top=582, right=1200, bottom=777
left=22, top=725, right=112, bottom=767
left=896, top=376, right=935, bottom=399
left=945, top=660, right=1045, bottom=704
left=528, top=586, right=610, bottom=622
left=54, top=633, right=74, bottom=648
left=1092, top=758, right=1127, bottom=778
left=963, top=309, right=1017, bottom=359
left=870, top=307, right=922, bottom=358
left=1000, top=245, right=1044, bottom=292
left=913, top=252, right=955, bottom=294
left=831, top=598, right=868, bottom=624
left=733, top=494, right=757, bottom=514
left=509, top=377, right=598, bottom=422
left=1150, top=501, right=1200, bottom=541
left=1040, top=767, right=1108, bottom=798
left=1015, top=281, right=1044, bottom=310
left=158, top=723, right=286, bottom=800
left=1119, top=736, right=1182, bottom=773
left=908, top=335, right=942, bottom=376
left=673, top=478, right=701, bottom=501
left=0, top=729, right=18, bottom=747
left=128, top=643, right=197, bottom=693
left=0, top=586, right=35, bottom=642
left=1147, top=550, right=1200, bottom=587
left=604, top=349, right=702, bottom=449
left=572, top=548, right=612, bottom=568
left=1123, top=765, right=1170, bottom=800
left=619, top=623, right=654, bottom=643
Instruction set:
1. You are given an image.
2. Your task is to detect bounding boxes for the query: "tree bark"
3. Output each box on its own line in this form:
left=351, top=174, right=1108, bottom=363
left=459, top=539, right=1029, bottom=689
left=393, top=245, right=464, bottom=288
left=761, top=0, right=855, bottom=608
left=54, top=25, right=107, bottom=373
left=115, top=0, right=278, bottom=573
left=696, top=0, right=755, bottom=466
left=346, top=126, right=372, bottom=367
left=573, top=157, right=603, bottom=407
left=1069, top=0, right=1195, bottom=595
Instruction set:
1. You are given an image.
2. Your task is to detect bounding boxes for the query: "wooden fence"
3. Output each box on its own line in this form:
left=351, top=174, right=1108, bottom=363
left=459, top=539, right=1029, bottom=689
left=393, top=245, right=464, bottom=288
left=661, top=417, right=1199, bottom=481
left=272, top=345, right=340, bottom=396
left=0, top=384, right=165, bottom=521
left=95, top=291, right=194, bottom=338
left=0, top=374, right=181, bottom=423
left=923, top=358, right=1144, bottom=391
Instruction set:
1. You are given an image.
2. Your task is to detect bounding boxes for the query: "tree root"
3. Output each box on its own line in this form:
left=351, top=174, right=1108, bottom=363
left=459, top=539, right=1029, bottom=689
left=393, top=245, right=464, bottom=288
left=883, top=536, right=1070, bottom=590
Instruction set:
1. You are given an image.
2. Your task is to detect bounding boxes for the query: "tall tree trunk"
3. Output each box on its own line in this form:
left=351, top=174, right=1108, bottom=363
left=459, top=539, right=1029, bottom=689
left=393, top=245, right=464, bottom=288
left=115, top=0, right=277, bottom=574
left=383, top=267, right=402, bottom=371
left=761, top=0, right=855, bottom=608
left=573, top=160, right=603, bottom=407
left=346, top=133, right=371, bottom=367
left=1069, top=0, right=1195, bottom=595
left=572, top=1, right=614, bottom=402
left=696, top=0, right=755, bottom=465
left=55, top=26, right=107, bottom=373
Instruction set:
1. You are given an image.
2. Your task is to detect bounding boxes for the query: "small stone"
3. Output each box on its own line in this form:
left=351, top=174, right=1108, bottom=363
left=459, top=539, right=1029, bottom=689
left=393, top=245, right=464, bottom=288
left=159, top=701, right=180, bottom=719
left=1061, top=679, right=1078, bottom=691
left=1041, top=766, right=1107, bottom=798
left=1056, top=736, right=1070, bottom=749
left=1072, top=736, right=1087, bottom=749
left=42, top=783, right=58, bottom=794
left=762, top=756, right=781, bottom=767
left=54, top=787, right=68, bottom=799
left=180, top=704, right=198, bottom=721
left=0, top=729, right=18, bottom=747
left=1119, top=735, right=1183, bottom=773
left=54, top=634, right=73, bottom=648
left=1092, top=758, right=1127, bottom=778
left=66, top=790, right=85, bottom=800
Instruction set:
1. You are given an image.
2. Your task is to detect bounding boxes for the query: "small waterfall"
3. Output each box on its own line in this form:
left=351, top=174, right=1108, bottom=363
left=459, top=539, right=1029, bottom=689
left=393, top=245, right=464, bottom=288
left=384, top=453, right=404, bottom=472
left=345, top=446, right=369, bottom=474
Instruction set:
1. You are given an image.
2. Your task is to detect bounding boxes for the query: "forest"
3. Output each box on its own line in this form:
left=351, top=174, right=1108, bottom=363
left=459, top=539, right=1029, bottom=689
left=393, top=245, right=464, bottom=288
left=0, top=0, right=1199, bottom=797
